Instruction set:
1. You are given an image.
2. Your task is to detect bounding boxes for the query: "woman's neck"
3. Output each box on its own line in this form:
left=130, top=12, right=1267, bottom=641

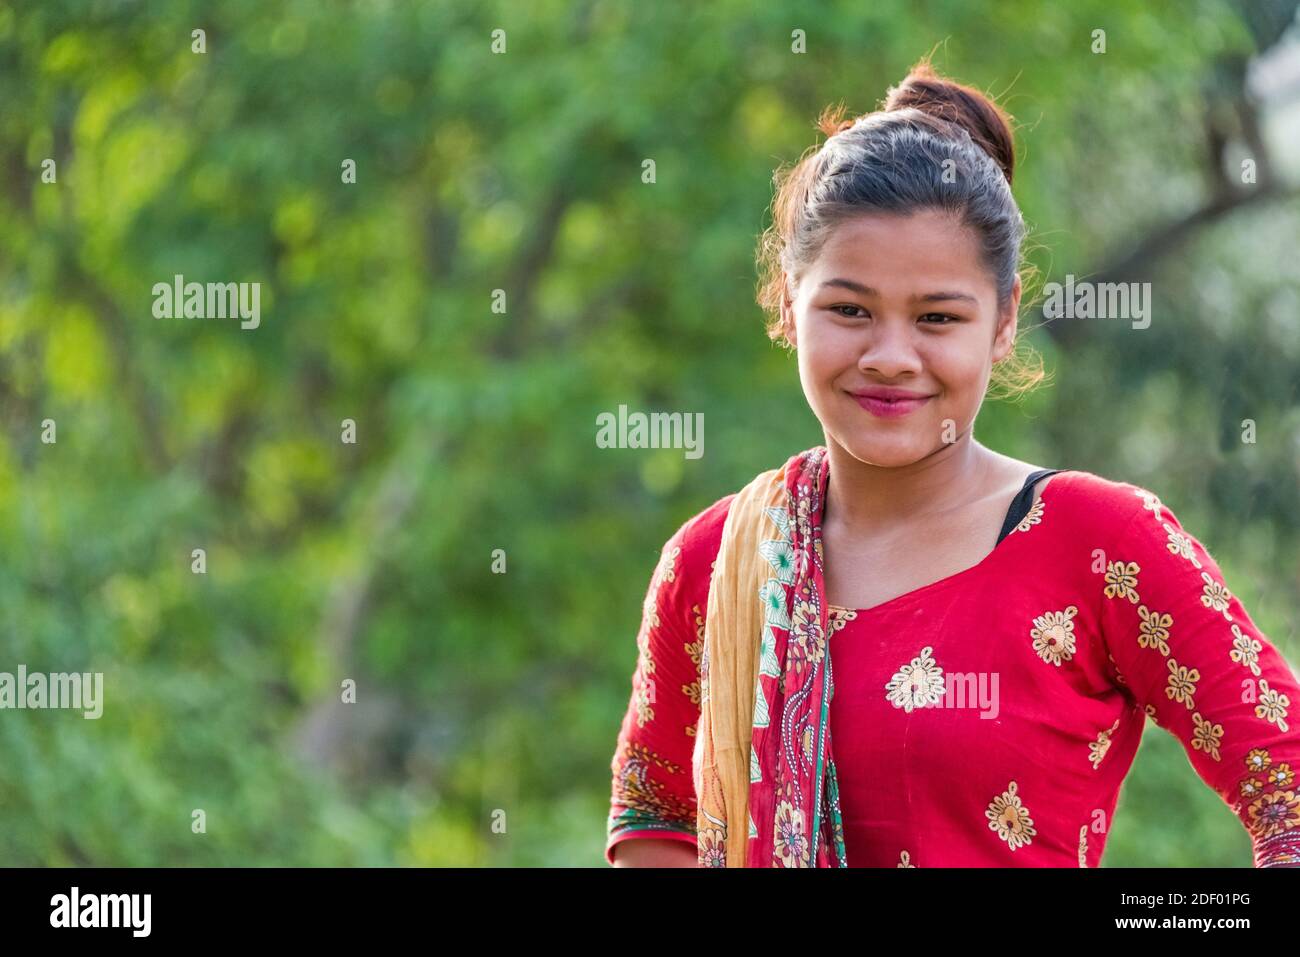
left=822, top=434, right=1000, bottom=536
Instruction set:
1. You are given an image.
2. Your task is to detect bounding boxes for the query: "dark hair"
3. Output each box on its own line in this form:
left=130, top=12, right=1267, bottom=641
left=755, top=58, right=1046, bottom=400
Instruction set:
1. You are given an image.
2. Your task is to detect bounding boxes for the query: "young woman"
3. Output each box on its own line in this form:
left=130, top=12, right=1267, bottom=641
left=604, top=61, right=1300, bottom=868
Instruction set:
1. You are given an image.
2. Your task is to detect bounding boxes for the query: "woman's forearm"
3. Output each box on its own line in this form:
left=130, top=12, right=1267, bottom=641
left=610, top=837, right=699, bottom=867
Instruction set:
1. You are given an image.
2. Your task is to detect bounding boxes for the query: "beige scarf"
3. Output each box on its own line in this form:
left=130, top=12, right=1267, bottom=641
left=692, top=462, right=791, bottom=867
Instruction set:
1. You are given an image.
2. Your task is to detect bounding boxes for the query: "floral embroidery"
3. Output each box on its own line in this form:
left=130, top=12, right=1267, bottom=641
left=660, top=545, right=681, bottom=583
left=642, top=589, right=660, bottom=635
left=827, top=606, right=858, bottom=633
left=1136, top=605, right=1172, bottom=656
left=1246, top=748, right=1271, bottom=774
left=634, top=656, right=656, bottom=727
left=1241, top=777, right=1266, bottom=800
left=1144, top=703, right=1158, bottom=723
left=985, top=781, right=1036, bottom=851
left=687, top=605, right=704, bottom=665
left=1255, top=679, right=1291, bottom=732
left=1190, top=712, right=1224, bottom=761
left=1108, top=653, right=1128, bottom=686
left=1199, top=571, right=1233, bottom=620
left=885, top=646, right=946, bottom=712
left=609, top=741, right=695, bottom=836
left=1078, top=825, right=1088, bottom=866
left=1103, top=560, right=1141, bottom=603
left=1249, top=791, right=1300, bottom=839
left=1234, top=750, right=1300, bottom=849
left=1014, top=497, right=1045, bottom=533
left=682, top=604, right=704, bottom=718
left=898, top=849, right=916, bottom=868
left=1134, top=488, right=1163, bottom=516
left=1164, top=658, right=1199, bottom=710
left=1089, top=718, right=1120, bottom=769
left=1163, top=523, right=1202, bottom=569
left=1030, top=605, right=1079, bottom=666
left=1230, top=623, right=1262, bottom=677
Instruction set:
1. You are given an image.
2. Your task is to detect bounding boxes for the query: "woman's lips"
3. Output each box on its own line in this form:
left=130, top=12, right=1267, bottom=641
left=849, top=392, right=933, bottom=418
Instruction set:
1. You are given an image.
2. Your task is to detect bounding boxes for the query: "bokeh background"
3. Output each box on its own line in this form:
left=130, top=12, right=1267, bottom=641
left=2, top=0, right=1298, bottom=866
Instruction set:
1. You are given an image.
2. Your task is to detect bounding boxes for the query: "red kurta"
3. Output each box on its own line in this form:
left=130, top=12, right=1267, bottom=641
left=606, top=467, right=1300, bottom=866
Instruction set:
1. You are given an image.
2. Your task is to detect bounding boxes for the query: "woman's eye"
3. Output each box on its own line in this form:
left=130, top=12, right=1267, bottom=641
left=830, top=305, right=867, bottom=318
left=920, top=313, right=960, bottom=325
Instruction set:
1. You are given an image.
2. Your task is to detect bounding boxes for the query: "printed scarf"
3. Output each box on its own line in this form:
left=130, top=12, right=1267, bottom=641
left=693, top=445, right=848, bottom=866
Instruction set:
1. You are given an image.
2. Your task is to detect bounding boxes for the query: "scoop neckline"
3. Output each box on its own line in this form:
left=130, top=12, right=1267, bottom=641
left=826, top=469, right=1073, bottom=618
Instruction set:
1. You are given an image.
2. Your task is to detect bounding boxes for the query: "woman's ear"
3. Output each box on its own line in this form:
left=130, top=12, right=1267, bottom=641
left=992, top=273, right=1022, bottom=362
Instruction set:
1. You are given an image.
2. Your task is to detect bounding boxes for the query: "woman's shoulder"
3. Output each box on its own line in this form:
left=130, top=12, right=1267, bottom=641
left=659, top=492, right=737, bottom=576
left=651, top=450, right=809, bottom=594
left=1047, top=467, right=1180, bottom=538
left=642, top=492, right=737, bottom=620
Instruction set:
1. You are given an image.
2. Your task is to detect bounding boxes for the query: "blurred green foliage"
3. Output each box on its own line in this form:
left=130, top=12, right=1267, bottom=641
left=0, top=0, right=1296, bottom=866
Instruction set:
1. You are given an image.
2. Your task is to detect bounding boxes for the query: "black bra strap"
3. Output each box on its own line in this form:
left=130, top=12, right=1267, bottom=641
left=996, top=469, right=1066, bottom=544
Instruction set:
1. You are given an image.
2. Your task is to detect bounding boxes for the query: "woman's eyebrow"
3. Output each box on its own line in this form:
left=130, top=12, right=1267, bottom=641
left=819, top=278, right=978, bottom=304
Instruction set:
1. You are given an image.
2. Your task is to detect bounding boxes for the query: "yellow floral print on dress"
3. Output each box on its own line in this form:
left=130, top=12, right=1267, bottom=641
left=1231, top=623, right=1262, bottom=676
left=642, top=587, right=660, bottom=635
left=1014, top=497, right=1045, bottom=533
left=1255, top=679, right=1291, bottom=733
left=1249, top=790, right=1300, bottom=839
left=1191, top=712, right=1224, bottom=761
left=1234, top=750, right=1300, bottom=845
left=827, top=606, right=858, bottom=633
left=1134, top=487, right=1163, bottom=516
left=1089, top=719, right=1120, bottom=769
left=659, top=544, right=681, bottom=583
left=1030, top=605, right=1079, bottom=666
left=897, top=849, right=916, bottom=867
left=1163, top=523, right=1202, bottom=569
left=1103, top=560, right=1141, bottom=603
left=1241, top=776, right=1266, bottom=800
left=1165, top=658, right=1199, bottom=710
left=884, top=646, right=946, bottom=712
left=681, top=604, right=704, bottom=719
left=1199, top=571, right=1233, bottom=620
left=1136, top=605, right=1172, bottom=656
left=985, top=780, right=1036, bottom=851
left=1269, top=763, right=1295, bottom=788
left=1108, top=653, right=1128, bottom=686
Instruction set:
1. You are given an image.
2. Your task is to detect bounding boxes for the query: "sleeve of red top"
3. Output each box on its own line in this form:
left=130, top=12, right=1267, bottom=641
left=604, top=497, right=731, bottom=865
left=1097, top=487, right=1300, bottom=867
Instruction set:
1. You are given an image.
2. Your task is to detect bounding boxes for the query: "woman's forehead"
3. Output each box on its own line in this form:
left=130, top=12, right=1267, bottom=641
left=808, top=218, right=992, bottom=297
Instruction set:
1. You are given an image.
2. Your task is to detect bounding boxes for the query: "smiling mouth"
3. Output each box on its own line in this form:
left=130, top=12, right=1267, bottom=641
left=848, top=392, right=934, bottom=419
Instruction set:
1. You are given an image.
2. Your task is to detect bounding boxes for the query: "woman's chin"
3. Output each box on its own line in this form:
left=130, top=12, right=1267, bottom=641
left=833, top=431, right=937, bottom=469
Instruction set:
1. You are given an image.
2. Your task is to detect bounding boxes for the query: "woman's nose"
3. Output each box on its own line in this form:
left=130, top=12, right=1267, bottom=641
left=857, top=320, right=923, bottom=377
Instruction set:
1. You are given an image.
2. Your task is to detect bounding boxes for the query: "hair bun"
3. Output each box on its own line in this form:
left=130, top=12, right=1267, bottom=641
left=883, top=59, right=1016, bottom=185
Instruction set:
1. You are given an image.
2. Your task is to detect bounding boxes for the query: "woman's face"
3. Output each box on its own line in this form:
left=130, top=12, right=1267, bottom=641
left=780, top=209, right=1020, bottom=468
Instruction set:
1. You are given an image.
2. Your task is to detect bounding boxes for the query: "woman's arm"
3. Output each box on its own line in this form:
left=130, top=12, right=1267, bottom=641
left=604, top=496, right=732, bottom=867
left=1098, top=487, right=1300, bottom=866
left=610, top=837, right=699, bottom=867
left=604, top=531, right=706, bottom=865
